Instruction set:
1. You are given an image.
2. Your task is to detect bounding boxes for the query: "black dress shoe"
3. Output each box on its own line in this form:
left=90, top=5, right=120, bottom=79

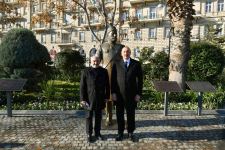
left=128, top=133, right=135, bottom=142
left=87, top=135, right=94, bottom=142
left=95, top=134, right=104, bottom=140
left=115, top=134, right=123, bottom=141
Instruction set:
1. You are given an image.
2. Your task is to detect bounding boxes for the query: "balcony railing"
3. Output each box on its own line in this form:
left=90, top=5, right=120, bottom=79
left=5, top=0, right=17, bottom=5
left=130, top=0, right=144, bottom=4
left=61, top=39, right=72, bottom=43
left=128, top=14, right=162, bottom=23
left=87, top=1, right=101, bottom=10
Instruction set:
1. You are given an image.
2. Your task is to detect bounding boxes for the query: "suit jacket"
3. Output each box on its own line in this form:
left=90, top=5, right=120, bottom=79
left=111, top=58, right=143, bottom=107
left=80, top=67, right=110, bottom=110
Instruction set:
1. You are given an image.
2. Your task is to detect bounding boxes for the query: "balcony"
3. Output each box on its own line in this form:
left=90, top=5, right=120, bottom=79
left=80, top=18, right=103, bottom=29
left=87, top=1, right=101, bottom=10
left=122, top=1, right=131, bottom=8
left=57, top=40, right=75, bottom=48
left=1, top=27, right=11, bottom=34
left=32, top=24, right=49, bottom=33
left=128, top=15, right=162, bottom=24
left=32, top=27, right=49, bottom=33
left=193, top=10, right=202, bottom=18
left=10, top=13, right=25, bottom=20
left=130, top=0, right=158, bottom=5
left=5, top=0, right=18, bottom=5
left=190, top=35, right=200, bottom=42
left=130, top=0, right=144, bottom=4
left=105, top=1, right=114, bottom=9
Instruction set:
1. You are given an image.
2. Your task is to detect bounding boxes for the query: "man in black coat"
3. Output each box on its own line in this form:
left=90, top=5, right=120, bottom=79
left=111, top=46, right=143, bottom=142
left=80, top=55, right=110, bottom=142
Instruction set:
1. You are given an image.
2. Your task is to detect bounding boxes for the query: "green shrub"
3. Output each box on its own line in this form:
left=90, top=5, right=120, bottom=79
left=140, top=47, right=169, bottom=80
left=54, top=49, right=85, bottom=81
left=0, top=28, right=50, bottom=90
left=203, top=86, right=225, bottom=109
left=188, top=42, right=225, bottom=83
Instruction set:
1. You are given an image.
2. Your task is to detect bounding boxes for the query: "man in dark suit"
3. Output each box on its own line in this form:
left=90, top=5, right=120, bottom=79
left=111, top=46, right=143, bottom=142
left=80, top=55, right=110, bottom=142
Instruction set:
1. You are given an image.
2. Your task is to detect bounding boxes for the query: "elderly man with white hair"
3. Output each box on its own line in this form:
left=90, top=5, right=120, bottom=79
left=80, top=54, right=110, bottom=142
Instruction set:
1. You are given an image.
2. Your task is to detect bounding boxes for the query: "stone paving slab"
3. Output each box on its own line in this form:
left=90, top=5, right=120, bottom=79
left=0, top=110, right=224, bottom=150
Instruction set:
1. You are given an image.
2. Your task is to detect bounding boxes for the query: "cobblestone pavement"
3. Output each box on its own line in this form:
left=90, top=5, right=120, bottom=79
left=0, top=110, right=224, bottom=150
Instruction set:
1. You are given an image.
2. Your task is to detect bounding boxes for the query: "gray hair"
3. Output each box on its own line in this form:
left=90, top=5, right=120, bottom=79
left=90, top=54, right=100, bottom=60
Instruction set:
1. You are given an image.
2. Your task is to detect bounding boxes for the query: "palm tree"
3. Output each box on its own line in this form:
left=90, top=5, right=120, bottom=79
left=167, top=0, right=195, bottom=90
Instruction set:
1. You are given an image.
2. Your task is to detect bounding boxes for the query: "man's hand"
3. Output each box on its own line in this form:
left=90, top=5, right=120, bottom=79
left=134, top=95, right=140, bottom=102
left=112, top=93, right=117, bottom=101
left=80, top=101, right=89, bottom=107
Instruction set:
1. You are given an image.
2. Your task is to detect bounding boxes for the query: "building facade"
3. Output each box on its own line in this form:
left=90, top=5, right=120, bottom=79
left=0, top=0, right=224, bottom=60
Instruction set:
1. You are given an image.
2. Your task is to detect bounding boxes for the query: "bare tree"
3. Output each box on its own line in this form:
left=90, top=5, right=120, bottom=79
left=72, top=0, right=120, bottom=46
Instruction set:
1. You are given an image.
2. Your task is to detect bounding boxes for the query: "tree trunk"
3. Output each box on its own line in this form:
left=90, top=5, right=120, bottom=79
left=169, top=19, right=191, bottom=90
left=167, top=0, right=195, bottom=91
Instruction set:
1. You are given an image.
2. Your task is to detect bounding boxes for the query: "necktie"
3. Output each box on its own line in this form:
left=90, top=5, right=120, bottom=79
left=124, top=61, right=128, bottom=69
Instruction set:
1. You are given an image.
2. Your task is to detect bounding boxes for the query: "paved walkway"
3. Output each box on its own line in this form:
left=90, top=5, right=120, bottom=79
left=0, top=110, right=225, bottom=150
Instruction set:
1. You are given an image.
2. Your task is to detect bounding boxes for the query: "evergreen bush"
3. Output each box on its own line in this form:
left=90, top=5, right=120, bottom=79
left=54, top=49, right=85, bottom=81
left=0, top=28, right=50, bottom=90
left=188, top=42, right=225, bottom=83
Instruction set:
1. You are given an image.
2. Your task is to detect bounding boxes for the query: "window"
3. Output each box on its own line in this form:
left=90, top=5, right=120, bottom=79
left=121, top=28, right=128, bottom=40
left=79, top=32, right=85, bottom=42
left=205, top=0, right=212, bottom=13
left=92, top=32, right=98, bottom=42
left=41, top=34, right=46, bottom=44
left=136, top=8, right=143, bottom=19
left=79, top=15, right=86, bottom=25
left=90, top=13, right=99, bottom=24
left=149, top=6, right=157, bottom=19
left=191, top=26, right=200, bottom=40
left=121, top=11, right=129, bottom=21
left=74, top=30, right=78, bottom=37
left=62, top=33, right=71, bottom=43
left=164, top=27, right=170, bottom=38
left=107, top=13, right=113, bottom=21
left=51, top=33, right=56, bottom=43
left=204, top=25, right=209, bottom=36
left=134, top=30, right=141, bottom=40
left=41, top=3, right=47, bottom=11
left=41, top=22, right=45, bottom=28
left=218, top=0, right=224, bottom=12
left=216, top=24, right=223, bottom=36
left=92, top=0, right=96, bottom=4
left=163, top=47, right=169, bottom=54
left=22, top=6, right=26, bottom=15
left=149, top=28, right=156, bottom=39
left=64, top=14, right=72, bottom=25
left=134, top=47, right=140, bottom=58
left=32, top=5, right=38, bottom=13
left=16, top=21, right=25, bottom=28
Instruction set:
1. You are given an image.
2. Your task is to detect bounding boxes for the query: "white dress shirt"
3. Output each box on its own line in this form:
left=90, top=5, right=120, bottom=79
left=123, top=58, right=130, bottom=68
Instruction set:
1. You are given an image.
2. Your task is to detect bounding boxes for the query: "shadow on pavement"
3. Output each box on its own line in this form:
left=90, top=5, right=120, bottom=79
left=136, top=128, right=225, bottom=141
left=136, top=117, right=225, bottom=127
left=0, top=143, right=25, bottom=148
